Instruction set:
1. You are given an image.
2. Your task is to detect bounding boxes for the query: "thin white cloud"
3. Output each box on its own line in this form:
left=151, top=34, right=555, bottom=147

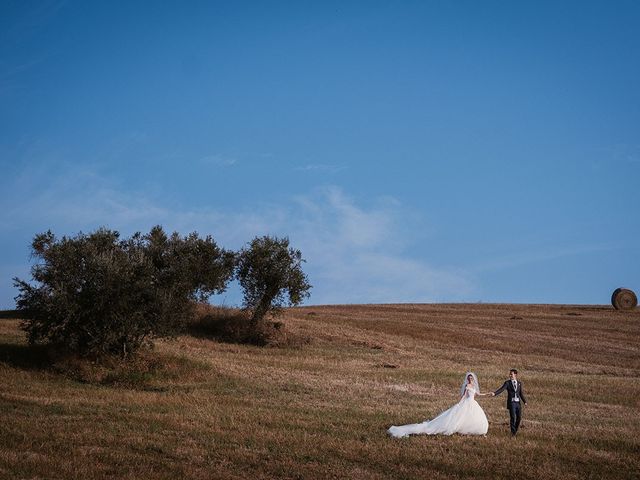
left=294, top=164, right=347, bottom=174
left=470, top=243, right=620, bottom=273
left=3, top=0, right=69, bottom=41
left=592, top=143, right=640, bottom=169
left=200, top=154, right=237, bottom=167
left=0, top=1, right=68, bottom=96
left=285, top=187, right=474, bottom=303
left=0, top=165, right=166, bottom=233
left=1, top=165, right=475, bottom=305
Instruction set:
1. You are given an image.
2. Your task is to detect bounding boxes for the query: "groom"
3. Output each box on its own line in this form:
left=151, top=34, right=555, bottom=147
left=491, top=369, right=527, bottom=436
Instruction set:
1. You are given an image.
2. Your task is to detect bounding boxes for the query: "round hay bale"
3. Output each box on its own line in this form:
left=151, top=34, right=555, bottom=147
left=611, top=288, right=623, bottom=305
left=611, top=288, right=638, bottom=310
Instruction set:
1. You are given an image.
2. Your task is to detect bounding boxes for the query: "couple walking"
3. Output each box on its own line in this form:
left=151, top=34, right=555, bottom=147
left=388, top=369, right=527, bottom=437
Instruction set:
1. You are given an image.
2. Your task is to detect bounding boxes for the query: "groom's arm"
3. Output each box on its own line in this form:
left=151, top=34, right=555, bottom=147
left=493, top=381, right=508, bottom=397
left=520, top=384, right=527, bottom=405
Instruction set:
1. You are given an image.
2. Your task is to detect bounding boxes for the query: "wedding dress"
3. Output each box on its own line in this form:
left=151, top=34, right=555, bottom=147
left=388, top=380, right=489, bottom=437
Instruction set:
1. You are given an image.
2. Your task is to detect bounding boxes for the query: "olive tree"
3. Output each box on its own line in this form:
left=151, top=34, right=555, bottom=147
left=235, top=235, right=311, bottom=326
left=14, top=226, right=235, bottom=358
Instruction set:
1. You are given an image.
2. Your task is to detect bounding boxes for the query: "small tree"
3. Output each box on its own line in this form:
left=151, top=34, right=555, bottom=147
left=14, top=226, right=235, bottom=358
left=236, top=236, right=311, bottom=327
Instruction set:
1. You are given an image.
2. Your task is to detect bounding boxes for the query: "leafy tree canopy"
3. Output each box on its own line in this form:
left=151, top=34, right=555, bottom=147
left=236, top=235, right=311, bottom=325
left=14, top=226, right=235, bottom=358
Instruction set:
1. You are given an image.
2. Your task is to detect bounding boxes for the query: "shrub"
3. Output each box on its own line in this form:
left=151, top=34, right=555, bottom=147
left=235, top=235, right=311, bottom=327
left=14, top=226, right=235, bottom=358
left=190, top=303, right=310, bottom=348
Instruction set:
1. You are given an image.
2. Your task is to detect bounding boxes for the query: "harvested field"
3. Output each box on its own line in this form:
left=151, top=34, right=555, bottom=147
left=1, top=303, right=639, bottom=479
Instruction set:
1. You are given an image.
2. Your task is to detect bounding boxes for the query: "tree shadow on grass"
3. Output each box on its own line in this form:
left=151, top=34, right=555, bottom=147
left=0, top=342, right=51, bottom=370
left=0, top=341, right=190, bottom=391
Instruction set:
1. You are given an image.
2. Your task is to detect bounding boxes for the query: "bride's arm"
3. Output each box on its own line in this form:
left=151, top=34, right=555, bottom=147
left=459, top=387, right=467, bottom=401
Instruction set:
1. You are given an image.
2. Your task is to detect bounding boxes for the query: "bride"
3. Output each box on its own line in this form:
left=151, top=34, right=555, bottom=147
left=388, top=372, right=490, bottom=437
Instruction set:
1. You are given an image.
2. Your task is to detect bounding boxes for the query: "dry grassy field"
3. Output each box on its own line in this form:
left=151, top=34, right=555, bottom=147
left=1, top=303, right=639, bottom=480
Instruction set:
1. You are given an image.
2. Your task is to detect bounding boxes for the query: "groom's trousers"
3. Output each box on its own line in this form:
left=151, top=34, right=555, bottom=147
left=509, top=402, right=522, bottom=435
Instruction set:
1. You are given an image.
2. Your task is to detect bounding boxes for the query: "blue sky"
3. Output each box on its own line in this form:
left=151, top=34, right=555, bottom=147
left=1, top=1, right=639, bottom=308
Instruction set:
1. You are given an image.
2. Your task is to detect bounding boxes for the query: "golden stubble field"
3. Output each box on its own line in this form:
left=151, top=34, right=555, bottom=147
left=1, top=303, right=639, bottom=480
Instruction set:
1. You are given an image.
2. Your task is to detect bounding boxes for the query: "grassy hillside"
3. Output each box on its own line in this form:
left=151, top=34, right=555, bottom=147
left=1, top=304, right=639, bottom=479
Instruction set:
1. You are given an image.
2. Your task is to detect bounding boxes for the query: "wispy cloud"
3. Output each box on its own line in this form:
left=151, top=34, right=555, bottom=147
left=1, top=165, right=475, bottom=305
left=0, top=1, right=68, bottom=95
left=288, top=187, right=474, bottom=303
left=0, top=55, right=51, bottom=96
left=200, top=154, right=237, bottom=167
left=470, top=243, right=620, bottom=273
left=3, top=0, right=69, bottom=41
left=1, top=164, right=166, bottom=233
left=0, top=57, right=46, bottom=80
left=591, top=143, right=640, bottom=170
left=294, top=164, right=347, bottom=174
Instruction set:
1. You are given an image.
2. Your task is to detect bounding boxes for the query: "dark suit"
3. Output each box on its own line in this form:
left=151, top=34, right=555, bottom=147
left=494, top=380, right=527, bottom=435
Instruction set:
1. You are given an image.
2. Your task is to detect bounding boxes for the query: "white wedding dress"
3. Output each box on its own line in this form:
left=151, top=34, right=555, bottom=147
left=388, top=385, right=489, bottom=437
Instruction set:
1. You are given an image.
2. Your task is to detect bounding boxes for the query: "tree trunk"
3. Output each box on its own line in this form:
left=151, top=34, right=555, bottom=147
left=250, top=294, right=273, bottom=327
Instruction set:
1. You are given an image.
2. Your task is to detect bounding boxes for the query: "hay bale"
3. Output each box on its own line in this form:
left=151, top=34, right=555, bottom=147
left=611, top=288, right=638, bottom=310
